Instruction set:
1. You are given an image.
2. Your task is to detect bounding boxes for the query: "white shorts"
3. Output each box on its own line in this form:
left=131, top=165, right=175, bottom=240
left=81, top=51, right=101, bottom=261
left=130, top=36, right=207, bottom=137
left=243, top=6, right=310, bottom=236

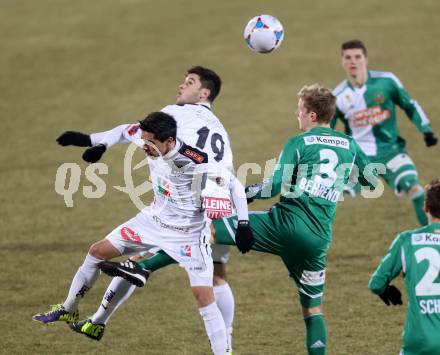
left=105, top=212, right=213, bottom=287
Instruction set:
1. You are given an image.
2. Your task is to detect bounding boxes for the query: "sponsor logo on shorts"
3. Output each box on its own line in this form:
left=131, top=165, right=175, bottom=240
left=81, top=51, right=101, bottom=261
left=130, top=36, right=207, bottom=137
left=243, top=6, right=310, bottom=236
left=152, top=215, right=191, bottom=234
left=386, top=154, right=414, bottom=173
left=120, top=227, right=142, bottom=244
left=412, top=233, right=440, bottom=245
left=304, top=135, right=349, bottom=150
left=180, top=245, right=192, bottom=257
left=300, top=269, right=326, bottom=286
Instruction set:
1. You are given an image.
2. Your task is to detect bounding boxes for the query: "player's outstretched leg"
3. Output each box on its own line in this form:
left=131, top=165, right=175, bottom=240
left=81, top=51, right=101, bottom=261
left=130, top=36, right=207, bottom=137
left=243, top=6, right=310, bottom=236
left=303, top=308, right=327, bottom=355
left=33, top=239, right=120, bottom=324
left=98, top=260, right=150, bottom=287
left=33, top=253, right=103, bottom=324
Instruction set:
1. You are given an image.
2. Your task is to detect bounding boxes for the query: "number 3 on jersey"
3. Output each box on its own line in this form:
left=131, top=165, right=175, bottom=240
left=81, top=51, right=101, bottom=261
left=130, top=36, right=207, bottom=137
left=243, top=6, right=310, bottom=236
left=313, top=149, right=339, bottom=187
left=195, top=126, right=225, bottom=162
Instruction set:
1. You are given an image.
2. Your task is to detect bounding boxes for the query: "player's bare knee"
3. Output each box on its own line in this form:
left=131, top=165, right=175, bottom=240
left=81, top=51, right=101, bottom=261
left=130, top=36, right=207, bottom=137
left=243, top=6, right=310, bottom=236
left=89, top=240, right=119, bottom=260
left=192, top=287, right=215, bottom=307
left=213, top=263, right=227, bottom=286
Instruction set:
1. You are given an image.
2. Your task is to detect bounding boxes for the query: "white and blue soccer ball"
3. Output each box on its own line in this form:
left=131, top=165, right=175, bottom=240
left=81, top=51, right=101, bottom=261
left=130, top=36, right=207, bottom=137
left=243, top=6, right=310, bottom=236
left=243, top=14, right=284, bottom=53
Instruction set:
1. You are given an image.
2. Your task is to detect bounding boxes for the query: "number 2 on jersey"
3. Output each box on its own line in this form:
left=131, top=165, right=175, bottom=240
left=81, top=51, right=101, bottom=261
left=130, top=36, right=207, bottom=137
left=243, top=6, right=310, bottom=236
left=195, top=126, right=225, bottom=162
left=415, top=247, right=440, bottom=296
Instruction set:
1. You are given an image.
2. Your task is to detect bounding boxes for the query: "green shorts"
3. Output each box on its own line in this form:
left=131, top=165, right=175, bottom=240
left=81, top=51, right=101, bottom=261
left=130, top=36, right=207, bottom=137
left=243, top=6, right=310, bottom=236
left=213, top=205, right=330, bottom=308
left=371, top=151, right=419, bottom=195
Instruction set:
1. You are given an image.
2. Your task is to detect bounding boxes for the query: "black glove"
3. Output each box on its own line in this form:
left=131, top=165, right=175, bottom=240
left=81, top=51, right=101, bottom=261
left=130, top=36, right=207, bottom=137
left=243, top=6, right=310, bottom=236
left=56, top=131, right=92, bottom=147
left=235, top=220, right=255, bottom=254
left=378, top=285, right=402, bottom=306
left=245, top=183, right=263, bottom=204
left=82, top=144, right=106, bottom=163
left=424, top=132, right=438, bottom=147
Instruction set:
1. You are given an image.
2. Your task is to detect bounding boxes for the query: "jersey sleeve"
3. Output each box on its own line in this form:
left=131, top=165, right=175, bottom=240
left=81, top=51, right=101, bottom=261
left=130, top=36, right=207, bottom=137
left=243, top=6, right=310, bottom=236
left=251, top=137, right=299, bottom=200
left=229, top=175, right=248, bottom=221
left=390, top=74, right=432, bottom=133
left=353, top=140, right=379, bottom=188
left=368, top=233, right=405, bottom=294
left=90, top=123, right=143, bottom=148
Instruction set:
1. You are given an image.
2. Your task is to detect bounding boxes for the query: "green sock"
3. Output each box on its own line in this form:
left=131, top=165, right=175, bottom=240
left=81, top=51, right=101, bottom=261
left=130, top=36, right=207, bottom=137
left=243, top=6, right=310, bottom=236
left=304, top=313, right=327, bottom=355
left=412, top=192, right=428, bottom=226
left=138, top=250, right=176, bottom=271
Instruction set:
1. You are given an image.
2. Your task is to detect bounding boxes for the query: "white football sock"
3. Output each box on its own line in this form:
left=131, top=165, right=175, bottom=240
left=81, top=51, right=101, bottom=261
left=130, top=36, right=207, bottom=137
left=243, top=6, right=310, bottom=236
left=91, top=277, right=136, bottom=325
left=214, top=283, right=235, bottom=350
left=199, top=302, right=229, bottom=355
left=62, top=253, right=101, bottom=312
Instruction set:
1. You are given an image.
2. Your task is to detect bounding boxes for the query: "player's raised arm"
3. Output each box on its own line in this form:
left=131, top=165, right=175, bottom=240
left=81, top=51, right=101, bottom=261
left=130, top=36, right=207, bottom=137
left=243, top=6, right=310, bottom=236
left=246, top=138, right=298, bottom=202
left=368, top=233, right=405, bottom=306
left=85, top=123, right=143, bottom=163
left=56, top=123, right=142, bottom=163
left=228, top=175, right=254, bottom=253
left=391, top=74, right=437, bottom=146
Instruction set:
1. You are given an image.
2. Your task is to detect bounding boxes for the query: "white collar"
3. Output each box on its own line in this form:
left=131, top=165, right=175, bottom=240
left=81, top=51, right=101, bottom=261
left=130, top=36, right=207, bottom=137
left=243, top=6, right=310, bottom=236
left=162, top=138, right=182, bottom=160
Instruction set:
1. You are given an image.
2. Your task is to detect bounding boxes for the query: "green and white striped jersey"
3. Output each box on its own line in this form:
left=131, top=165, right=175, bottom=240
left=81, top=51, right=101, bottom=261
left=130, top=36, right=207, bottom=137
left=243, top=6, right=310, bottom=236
left=369, top=223, right=440, bottom=355
left=331, top=70, right=432, bottom=158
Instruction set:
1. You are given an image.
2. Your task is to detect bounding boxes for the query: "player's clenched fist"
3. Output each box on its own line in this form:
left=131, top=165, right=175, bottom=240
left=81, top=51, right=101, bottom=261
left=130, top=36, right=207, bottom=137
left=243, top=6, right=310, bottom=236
left=82, top=144, right=106, bottom=163
left=424, top=132, right=438, bottom=147
left=379, top=285, right=402, bottom=306
left=235, top=220, right=255, bottom=254
left=56, top=131, right=92, bottom=147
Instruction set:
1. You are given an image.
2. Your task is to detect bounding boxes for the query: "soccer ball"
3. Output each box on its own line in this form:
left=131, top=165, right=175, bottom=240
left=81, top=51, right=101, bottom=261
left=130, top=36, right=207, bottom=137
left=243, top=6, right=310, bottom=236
left=243, top=15, right=284, bottom=53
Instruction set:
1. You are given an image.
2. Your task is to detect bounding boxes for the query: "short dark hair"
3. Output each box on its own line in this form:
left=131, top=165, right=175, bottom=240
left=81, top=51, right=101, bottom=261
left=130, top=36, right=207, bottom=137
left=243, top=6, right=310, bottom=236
left=187, top=66, right=222, bottom=102
left=139, top=112, right=177, bottom=142
left=425, top=178, right=440, bottom=218
left=341, top=39, right=367, bottom=56
left=297, top=84, right=336, bottom=123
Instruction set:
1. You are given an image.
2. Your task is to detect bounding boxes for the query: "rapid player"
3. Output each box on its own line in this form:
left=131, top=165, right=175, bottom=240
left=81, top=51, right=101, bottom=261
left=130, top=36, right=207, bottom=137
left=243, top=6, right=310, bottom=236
left=332, top=39, right=437, bottom=225
left=369, top=178, right=440, bottom=355
left=101, top=84, right=378, bottom=355
left=53, top=66, right=238, bottom=349
left=33, top=112, right=253, bottom=355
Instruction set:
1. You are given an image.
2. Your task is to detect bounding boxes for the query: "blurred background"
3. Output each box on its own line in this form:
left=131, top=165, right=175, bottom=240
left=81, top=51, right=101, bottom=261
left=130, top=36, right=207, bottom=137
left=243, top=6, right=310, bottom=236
left=1, top=0, right=439, bottom=353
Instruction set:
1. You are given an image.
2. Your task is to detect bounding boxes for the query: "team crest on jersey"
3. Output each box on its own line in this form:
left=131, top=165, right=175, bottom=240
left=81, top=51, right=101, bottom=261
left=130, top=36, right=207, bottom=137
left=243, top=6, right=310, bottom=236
left=180, top=245, right=192, bottom=257
left=374, top=93, right=385, bottom=104
left=156, top=177, right=171, bottom=197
